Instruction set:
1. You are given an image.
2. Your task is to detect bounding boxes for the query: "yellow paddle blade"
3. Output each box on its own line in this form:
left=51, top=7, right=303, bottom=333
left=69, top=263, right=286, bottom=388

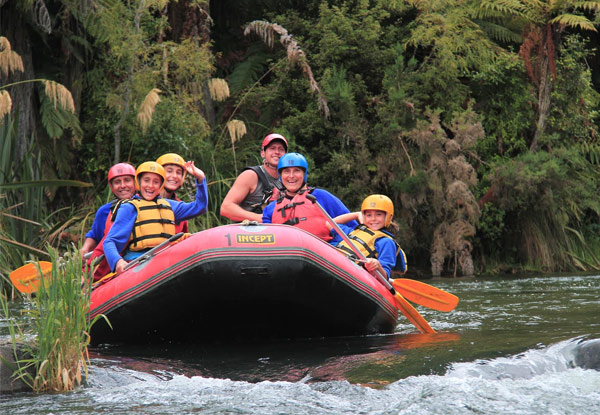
left=9, top=261, right=53, bottom=294
left=392, top=279, right=459, bottom=312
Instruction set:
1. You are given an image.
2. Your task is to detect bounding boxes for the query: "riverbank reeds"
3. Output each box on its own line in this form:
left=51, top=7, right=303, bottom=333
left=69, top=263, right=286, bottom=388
left=1, top=246, right=103, bottom=392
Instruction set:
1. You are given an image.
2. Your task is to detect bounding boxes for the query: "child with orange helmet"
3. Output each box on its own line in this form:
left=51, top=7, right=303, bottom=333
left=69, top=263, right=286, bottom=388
left=334, top=194, right=406, bottom=279
left=103, top=160, right=208, bottom=275
left=156, top=152, right=190, bottom=233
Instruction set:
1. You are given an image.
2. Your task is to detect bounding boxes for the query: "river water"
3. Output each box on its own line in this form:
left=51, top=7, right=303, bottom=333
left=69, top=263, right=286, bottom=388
left=2, top=274, right=600, bottom=414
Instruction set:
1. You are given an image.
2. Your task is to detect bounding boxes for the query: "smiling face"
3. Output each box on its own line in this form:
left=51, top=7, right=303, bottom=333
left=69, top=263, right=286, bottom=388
left=261, top=141, right=287, bottom=169
left=280, top=166, right=306, bottom=194
left=362, top=209, right=387, bottom=231
left=109, top=175, right=136, bottom=200
left=139, top=172, right=164, bottom=200
left=163, top=164, right=184, bottom=192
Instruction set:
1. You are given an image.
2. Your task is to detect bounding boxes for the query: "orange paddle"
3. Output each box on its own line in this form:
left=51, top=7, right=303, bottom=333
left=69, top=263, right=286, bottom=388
left=306, top=194, right=435, bottom=334
left=392, top=278, right=459, bottom=312
left=9, top=261, right=53, bottom=294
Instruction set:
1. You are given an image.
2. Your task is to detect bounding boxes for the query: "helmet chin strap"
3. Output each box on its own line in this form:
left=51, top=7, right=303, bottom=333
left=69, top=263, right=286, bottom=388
left=264, top=160, right=277, bottom=170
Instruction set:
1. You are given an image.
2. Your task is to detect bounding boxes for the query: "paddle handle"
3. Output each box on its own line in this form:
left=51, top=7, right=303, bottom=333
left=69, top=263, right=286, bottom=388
left=305, top=194, right=394, bottom=291
left=305, top=194, right=435, bottom=334
left=123, top=232, right=185, bottom=271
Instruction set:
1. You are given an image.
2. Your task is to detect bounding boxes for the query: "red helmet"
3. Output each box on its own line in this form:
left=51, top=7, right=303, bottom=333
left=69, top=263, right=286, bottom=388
left=261, top=133, right=288, bottom=151
left=108, top=163, right=136, bottom=182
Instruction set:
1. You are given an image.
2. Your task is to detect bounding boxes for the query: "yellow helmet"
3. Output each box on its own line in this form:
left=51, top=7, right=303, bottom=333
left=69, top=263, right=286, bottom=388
left=156, top=153, right=186, bottom=180
left=361, top=194, right=394, bottom=227
left=135, top=161, right=166, bottom=193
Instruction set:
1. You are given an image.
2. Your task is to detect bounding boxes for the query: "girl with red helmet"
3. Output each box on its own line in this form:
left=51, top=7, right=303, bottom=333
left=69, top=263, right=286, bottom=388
left=80, top=163, right=136, bottom=257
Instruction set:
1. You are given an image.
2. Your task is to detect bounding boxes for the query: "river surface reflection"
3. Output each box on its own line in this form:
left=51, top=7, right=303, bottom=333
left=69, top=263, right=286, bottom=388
left=2, top=274, right=600, bottom=414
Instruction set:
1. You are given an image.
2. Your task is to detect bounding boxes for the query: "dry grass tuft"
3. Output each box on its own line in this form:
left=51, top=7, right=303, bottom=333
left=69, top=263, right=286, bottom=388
left=137, top=88, right=161, bottom=132
left=207, top=78, right=230, bottom=102
left=227, top=119, right=247, bottom=145
left=43, top=80, right=75, bottom=113
left=0, top=90, right=12, bottom=119
left=0, top=36, right=24, bottom=77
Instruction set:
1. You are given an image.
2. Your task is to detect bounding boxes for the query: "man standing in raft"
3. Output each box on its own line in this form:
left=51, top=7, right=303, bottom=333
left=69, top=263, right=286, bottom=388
left=262, top=152, right=357, bottom=244
left=156, top=152, right=190, bottom=233
left=80, top=162, right=137, bottom=257
left=103, top=160, right=208, bottom=275
left=220, top=133, right=288, bottom=222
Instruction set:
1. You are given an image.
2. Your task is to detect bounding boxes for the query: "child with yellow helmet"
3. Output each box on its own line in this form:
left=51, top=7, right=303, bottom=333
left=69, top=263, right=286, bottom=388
left=156, top=152, right=190, bottom=233
left=103, top=160, right=208, bottom=275
left=333, top=194, right=406, bottom=279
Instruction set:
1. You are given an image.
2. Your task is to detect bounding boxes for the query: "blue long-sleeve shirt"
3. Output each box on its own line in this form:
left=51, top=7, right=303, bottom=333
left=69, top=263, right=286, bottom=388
left=262, top=188, right=358, bottom=245
left=337, top=223, right=404, bottom=279
left=85, top=201, right=115, bottom=242
left=103, top=178, right=208, bottom=271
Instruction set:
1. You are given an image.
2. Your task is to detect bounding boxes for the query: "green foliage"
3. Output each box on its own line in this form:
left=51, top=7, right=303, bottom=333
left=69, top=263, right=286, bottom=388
left=2, top=247, right=103, bottom=392
left=38, top=90, right=83, bottom=140
left=470, top=53, right=534, bottom=158
left=482, top=147, right=600, bottom=271
left=544, top=35, right=600, bottom=147
left=227, top=44, right=273, bottom=96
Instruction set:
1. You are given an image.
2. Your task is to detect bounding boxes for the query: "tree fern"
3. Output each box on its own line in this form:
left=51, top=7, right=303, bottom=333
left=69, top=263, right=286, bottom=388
left=227, top=46, right=271, bottom=96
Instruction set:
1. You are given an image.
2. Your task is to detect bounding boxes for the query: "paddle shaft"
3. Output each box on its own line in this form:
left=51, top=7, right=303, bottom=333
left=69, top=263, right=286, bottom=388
left=92, top=232, right=185, bottom=288
left=305, top=194, right=435, bottom=333
left=123, top=232, right=184, bottom=271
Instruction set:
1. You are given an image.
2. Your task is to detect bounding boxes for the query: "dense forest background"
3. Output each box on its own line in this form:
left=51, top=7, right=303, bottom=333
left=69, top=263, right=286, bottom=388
left=3, top=0, right=600, bottom=283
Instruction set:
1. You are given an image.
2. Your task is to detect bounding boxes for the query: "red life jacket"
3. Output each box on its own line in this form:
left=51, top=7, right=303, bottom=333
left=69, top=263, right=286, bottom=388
left=85, top=199, right=128, bottom=281
left=271, top=188, right=332, bottom=242
left=172, top=193, right=189, bottom=233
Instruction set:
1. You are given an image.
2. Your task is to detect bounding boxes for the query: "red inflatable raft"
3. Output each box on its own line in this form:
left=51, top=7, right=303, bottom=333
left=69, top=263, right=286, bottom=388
left=88, top=223, right=399, bottom=344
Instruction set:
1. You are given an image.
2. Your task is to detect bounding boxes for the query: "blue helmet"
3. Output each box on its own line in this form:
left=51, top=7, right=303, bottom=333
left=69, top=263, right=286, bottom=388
left=277, top=152, right=308, bottom=183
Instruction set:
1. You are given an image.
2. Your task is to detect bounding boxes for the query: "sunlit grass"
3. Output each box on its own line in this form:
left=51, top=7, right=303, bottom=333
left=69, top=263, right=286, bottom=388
left=1, top=246, right=105, bottom=392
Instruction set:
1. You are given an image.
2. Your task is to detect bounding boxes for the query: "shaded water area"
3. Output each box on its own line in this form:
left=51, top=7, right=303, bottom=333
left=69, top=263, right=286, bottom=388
left=2, top=273, right=600, bottom=414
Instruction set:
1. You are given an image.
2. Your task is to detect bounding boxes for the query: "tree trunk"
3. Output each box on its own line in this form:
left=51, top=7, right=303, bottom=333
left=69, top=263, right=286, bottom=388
left=1, top=2, right=37, bottom=171
left=530, top=51, right=552, bottom=153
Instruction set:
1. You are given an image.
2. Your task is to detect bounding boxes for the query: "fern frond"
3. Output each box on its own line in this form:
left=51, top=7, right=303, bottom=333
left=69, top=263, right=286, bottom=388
left=244, top=20, right=277, bottom=49
left=227, top=48, right=270, bottom=96
left=244, top=20, right=330, bottom=119
left=550, top=14, right=597, bottom=32
left=475, top=20, right=522, bottom=43
left=39, top=91, right=82, bottom=139
left=478, top=0, right=529, bottom=18
left=137, top=88, right=161, bottom=132
left=573, top=2, right=600, bottom=13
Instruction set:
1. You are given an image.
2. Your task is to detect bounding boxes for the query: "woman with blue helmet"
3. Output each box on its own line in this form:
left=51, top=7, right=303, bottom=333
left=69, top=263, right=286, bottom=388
left=262, top=153, right=357, bottom=243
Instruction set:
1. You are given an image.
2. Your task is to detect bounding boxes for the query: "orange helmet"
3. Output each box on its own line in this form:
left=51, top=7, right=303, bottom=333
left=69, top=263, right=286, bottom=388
left=107, top=163, right=136, bottom=183
left=361, top=194, right=394, bottom=227
left=135, top=161, right=166, bottom=193
left=156, top=153, right=186, bottom=181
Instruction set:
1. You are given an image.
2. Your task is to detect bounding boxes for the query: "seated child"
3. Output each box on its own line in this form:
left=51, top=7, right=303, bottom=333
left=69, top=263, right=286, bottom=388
left=334, top=194, right=406, bottom=279
left=156, top=153, right=189, bottom=233
left=103, top=160, right=208, bottom=275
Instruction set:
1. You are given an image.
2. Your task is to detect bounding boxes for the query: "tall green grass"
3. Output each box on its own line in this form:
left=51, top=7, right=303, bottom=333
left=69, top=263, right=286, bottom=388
left=1, top=115, right=92, bottom=295
left=1, top=246, right=104, bottom=392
